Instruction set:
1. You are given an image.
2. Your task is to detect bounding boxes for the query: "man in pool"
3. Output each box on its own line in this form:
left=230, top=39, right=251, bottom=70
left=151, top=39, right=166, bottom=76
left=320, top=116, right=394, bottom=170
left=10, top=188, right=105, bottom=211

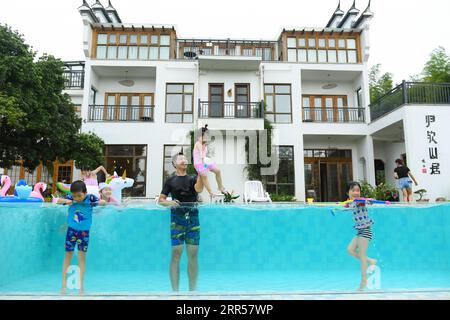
left=159, top=152, right=204, bottom=291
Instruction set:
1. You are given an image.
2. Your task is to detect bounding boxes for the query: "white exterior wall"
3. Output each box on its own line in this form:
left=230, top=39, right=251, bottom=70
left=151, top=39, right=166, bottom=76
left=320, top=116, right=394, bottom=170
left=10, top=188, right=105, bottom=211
left=63, top=18, right=427, bottom=203
left=403, top=105, right=450, bottom=201
left=80, top=60, right=198, bottom=198
left=373, top=140, right=406, bottom=188
left=263, top=63, right=305, bottom=201
left=301, top=81, right=356, bottom=105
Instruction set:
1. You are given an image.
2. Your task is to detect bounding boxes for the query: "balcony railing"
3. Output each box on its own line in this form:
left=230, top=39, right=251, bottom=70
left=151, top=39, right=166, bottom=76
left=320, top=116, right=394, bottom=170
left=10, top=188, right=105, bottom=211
left=179, top=39, right=277, bottom=61
left=63, top=61, right=85, bottom=89
left=63, top=71, right=84, bottom=89
left=198, top=100, right=264, bottom=119
left=370, top=81, right=450, bottom=122
left=302, top=107, right=365, bottom=123
left=88, top=105, right=154, bottom=122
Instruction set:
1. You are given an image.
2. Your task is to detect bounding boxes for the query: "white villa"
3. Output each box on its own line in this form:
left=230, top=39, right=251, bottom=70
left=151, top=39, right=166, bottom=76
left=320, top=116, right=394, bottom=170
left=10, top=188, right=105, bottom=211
left=7, top=0, right=450, bottom=202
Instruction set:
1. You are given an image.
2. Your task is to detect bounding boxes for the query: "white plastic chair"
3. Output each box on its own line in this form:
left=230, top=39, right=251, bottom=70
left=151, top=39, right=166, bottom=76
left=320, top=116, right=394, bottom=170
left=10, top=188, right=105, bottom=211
left=243, top=181, right=272, bottom=204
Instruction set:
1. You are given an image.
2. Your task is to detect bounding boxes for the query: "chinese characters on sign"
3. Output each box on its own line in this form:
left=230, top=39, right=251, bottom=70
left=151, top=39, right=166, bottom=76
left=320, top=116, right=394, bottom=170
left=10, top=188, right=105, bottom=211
left=422, top=115, right=440, bottom=175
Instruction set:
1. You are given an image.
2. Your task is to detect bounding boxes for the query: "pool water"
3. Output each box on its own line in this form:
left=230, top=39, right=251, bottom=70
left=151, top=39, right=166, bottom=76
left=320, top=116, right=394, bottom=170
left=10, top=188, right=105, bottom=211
left=1, top=203, right=450, bottom=294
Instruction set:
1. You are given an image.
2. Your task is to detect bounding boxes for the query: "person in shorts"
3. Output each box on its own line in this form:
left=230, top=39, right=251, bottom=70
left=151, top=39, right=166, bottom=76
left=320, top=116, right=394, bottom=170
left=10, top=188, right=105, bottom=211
left=56, top=180, right=105, bottom=294
left=159, top=152, right=204, bottom=291
left=394, top=159, right=418, bottom=202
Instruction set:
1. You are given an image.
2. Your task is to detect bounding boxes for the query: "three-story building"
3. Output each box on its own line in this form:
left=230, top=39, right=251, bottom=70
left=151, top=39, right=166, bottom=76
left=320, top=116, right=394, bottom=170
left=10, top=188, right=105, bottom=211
left=58, top=0, right=450, bottom=202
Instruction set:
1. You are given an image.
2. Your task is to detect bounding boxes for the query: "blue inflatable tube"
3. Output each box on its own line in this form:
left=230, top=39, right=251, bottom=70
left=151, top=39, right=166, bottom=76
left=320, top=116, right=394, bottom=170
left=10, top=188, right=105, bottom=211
left=0, top=197, right=43, bottom=203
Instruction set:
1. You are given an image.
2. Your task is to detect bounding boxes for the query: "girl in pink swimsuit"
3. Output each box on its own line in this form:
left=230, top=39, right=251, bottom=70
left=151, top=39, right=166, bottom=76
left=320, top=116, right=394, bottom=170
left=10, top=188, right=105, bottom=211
left=194, top=125, right=226, bottom=196
left=81, top=166, right=109, bottom=187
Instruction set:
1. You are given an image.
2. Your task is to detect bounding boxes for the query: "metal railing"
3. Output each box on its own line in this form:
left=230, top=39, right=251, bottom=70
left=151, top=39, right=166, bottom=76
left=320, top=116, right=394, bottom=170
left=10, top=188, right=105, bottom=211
left=302, top=107, right=365, bottom=123
left=370, top=81, right=450, bottom=122
left=63, top=61, right=85, bottom=89
left=198, top=100, right=264, bottom=119
left=179, top=39, right=277, bottom=61
left=88, top=105, right=155, bottom=122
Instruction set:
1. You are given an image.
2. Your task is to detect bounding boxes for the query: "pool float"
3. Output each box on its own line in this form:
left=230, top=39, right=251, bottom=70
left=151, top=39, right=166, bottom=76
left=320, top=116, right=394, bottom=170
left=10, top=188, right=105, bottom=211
left=53, top=171, right=134, bottom=203
left=14, top=179, right=28, bottom=196
left=331, top=197, right=390, bottom=215
left=30, top=182, right=47, bottom=201
left=0, top=176, right=44, bottom=203
left=57, top=181, right=99, bottom=198
left=105, top=171, right=134, bottom=203
left=56, top=182, right=72, bottom=196
left=0, top=174, right=12, bottom=197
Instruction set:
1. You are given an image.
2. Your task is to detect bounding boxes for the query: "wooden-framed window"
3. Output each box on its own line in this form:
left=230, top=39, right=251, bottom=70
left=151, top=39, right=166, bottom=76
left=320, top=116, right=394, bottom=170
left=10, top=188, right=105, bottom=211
left=264, top=146, right=295, bottom=196
left=94, top=30, right=172, bottom=60
left=286, top=32, right=360, bottom=64
left=104, top=145, right=147, bottom=197
left=304, top=149, right=353, bottom=202
left=102, top=93, right=154, bottom=121
left=264, top=84, right=292, bottom=123
left=302, top=95, right=349, bottom=122
left=165, top=84, right=194, bottom=123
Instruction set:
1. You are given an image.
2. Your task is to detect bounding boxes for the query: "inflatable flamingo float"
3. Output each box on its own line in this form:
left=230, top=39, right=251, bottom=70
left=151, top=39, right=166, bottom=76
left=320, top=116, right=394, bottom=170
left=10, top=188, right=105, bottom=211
left=0, top=174, right=11, bottom=197
left=30, top=182, right=47, bottom=201
left=0, top=174, right=45, bottom=203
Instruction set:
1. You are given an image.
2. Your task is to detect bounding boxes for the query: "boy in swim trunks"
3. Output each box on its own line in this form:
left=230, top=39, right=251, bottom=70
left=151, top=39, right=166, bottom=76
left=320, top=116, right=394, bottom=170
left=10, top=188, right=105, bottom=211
left=159, top=152, right=204, bottom=291
left=56, top=180, right=105, bottom=294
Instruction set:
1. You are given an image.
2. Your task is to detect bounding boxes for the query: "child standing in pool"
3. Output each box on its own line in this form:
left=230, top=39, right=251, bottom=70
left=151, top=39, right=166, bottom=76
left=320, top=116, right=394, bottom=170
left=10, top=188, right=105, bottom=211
left=345, top=181, right=377, bottom=291
left=193, top=125, right=226, bottom=197
left=56, top=180, right=106, bottom=294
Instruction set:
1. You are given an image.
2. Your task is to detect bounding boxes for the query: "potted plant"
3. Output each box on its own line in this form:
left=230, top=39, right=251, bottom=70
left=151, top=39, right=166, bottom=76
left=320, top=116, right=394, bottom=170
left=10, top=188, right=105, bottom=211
left=414, top=189, right=429, bottom=202
left=270, top=193, right=297, bottom=202
left=222, top=190, right=240, bottom=203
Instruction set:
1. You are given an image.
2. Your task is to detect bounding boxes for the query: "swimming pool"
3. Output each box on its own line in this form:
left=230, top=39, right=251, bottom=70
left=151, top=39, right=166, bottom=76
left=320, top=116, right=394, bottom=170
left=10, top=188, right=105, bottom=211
left=1, top=202, right=450, bottom=294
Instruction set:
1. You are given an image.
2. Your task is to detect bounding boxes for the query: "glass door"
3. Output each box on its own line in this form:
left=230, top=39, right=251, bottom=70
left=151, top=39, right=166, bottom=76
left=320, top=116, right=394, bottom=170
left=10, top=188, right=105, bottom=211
left=235, top=84, right=250, bottom=118
left=209, top=84, right=224, bottom=117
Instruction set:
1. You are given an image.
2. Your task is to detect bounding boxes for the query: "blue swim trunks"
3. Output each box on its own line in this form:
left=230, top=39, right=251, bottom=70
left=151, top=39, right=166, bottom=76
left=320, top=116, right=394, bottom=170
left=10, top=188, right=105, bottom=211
left=170, top=206, right=200, bottom=246
left=65, top=227, right=90, bottom=252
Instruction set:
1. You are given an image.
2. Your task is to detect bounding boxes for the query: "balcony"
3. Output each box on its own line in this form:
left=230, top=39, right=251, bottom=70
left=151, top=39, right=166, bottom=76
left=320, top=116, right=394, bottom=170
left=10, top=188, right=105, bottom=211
left=178, top=39, right=277, bottom=61
left=179, top=39, right=274, bottom=70
left=197, top=101, right=264, bottom=130
left=88, top=105, right=154, bottom=122
left=370, top=81, right=450, bottom=122
left=303, top=107, right=365, bottom=123
left=63, top=61, right=85, bottom=89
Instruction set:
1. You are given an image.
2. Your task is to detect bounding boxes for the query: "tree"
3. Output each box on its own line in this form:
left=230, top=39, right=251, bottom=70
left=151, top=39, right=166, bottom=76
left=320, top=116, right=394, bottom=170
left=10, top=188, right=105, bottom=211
left=369, top=64, right=394, bottom=104
left=70, top=133, right=105, bottom=170
left=422, top=47, right=450, bottom=83
left=0, top=24, right=103, bottom=171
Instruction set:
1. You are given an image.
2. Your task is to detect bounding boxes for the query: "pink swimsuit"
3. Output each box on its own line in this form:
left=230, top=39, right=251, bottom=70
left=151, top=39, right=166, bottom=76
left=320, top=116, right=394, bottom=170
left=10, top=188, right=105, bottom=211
left=83, top=177, right=98, bottom=186
left=193, top=143, right=216, bottom=174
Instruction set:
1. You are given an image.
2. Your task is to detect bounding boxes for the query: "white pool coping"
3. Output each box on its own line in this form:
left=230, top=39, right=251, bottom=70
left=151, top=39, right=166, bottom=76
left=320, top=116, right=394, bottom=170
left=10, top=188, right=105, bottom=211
left=2, top=288, right=450, bottom=300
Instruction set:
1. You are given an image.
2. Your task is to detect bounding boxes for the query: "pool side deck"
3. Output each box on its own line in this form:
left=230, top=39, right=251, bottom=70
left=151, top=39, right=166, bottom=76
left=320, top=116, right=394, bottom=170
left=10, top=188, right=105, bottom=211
left=2, top=289, right=450, bottom=300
